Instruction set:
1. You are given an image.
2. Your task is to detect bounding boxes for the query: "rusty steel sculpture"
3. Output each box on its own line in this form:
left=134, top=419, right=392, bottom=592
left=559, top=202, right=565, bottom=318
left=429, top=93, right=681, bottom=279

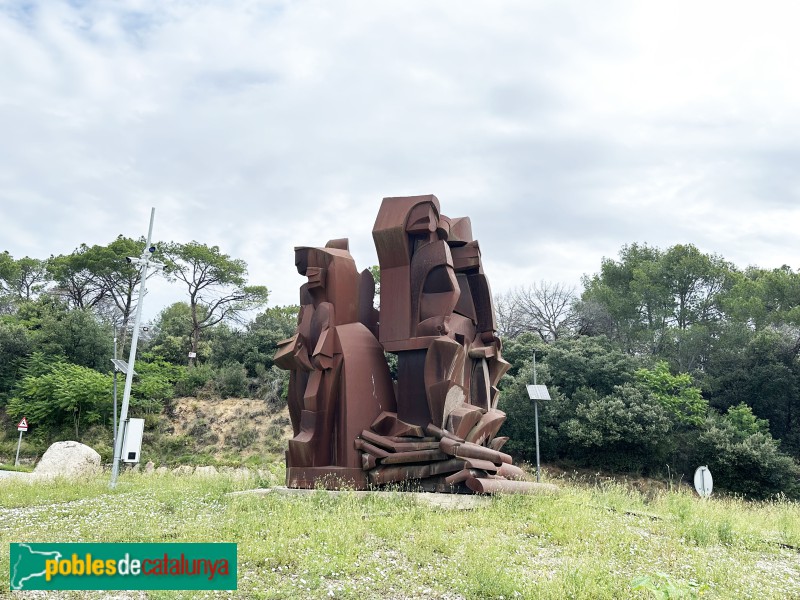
left=275, top=194, right=538, bottom=494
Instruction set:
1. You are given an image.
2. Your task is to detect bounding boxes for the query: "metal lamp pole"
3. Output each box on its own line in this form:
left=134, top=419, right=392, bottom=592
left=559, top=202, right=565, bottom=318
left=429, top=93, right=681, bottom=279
left=113, top=334, right=118, bottom=451
left=533, top=352, right=541, bottom=482
left=110, top=208, right=159, bottom=489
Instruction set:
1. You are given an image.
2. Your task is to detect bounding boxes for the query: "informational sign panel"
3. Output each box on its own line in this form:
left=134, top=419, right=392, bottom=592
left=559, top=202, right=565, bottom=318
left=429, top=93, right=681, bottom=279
left=694, top=465, right=713, bottom=498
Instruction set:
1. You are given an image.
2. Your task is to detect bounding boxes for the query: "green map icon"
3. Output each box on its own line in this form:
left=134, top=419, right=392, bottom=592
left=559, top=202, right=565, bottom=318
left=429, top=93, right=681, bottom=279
left=10, top=544, right=63, bottom=590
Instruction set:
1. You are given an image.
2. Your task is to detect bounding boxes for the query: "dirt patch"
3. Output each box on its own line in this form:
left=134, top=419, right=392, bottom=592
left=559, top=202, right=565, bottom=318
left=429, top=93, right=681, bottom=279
left=165, top=396, right=292, bottom=460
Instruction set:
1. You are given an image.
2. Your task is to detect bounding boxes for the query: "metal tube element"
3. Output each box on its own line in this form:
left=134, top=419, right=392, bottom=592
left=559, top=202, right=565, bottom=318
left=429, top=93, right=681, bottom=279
left=533, top=350, right=541, bottom=482
left=14, top=430, right=23, bottom=467
left=110, top=208, right=156, bottom=489
left=113, top=336, right=118, bottom=451
left=534, top=399, right=541, bottom=483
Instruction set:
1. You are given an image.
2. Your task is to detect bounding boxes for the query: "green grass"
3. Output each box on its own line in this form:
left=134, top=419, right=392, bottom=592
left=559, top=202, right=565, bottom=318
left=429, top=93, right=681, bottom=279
left=0, top=463, right=34, bottom=472
left=1, top=468, right=798, bottom=599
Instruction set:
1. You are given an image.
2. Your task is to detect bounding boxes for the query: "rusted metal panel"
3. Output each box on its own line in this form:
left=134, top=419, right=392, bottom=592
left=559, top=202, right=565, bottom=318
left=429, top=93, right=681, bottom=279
left=354, top=438, right=390, bottom=459
left=466, top=478, right=558, bottom=495
left=425, top=423, right=464, bottom=442
left=465, top=409, right=506, bottom=445
left=497, top=462, right=526, bottom=480
left=439, top=437, right=513, bottom=466
left=445, top=469, right=479, bottom=485
left=379, top=449, right=450, bottom=465
left=368, top=458, right=465, bottom=485
left=371, top=412, right=426, bottom=438
left=447, top=405, right=483, bottom=439
left=489, top=436, right=509, bottom=452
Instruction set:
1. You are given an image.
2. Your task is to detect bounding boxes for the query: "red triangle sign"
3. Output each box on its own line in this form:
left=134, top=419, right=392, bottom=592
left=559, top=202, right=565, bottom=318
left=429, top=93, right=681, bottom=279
left=17, top=417, right=28, bottom=430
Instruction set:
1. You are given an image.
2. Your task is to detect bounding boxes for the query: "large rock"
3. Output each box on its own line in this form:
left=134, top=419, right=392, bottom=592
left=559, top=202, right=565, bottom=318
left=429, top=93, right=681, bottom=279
left=193, top=465, right=218, bottom=477
left=34, top=441, right=101, bottom=479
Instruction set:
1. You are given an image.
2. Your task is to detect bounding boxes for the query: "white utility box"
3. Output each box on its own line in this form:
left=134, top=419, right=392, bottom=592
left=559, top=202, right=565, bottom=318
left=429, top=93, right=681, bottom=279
left=121, top=418, right=145, bottom=463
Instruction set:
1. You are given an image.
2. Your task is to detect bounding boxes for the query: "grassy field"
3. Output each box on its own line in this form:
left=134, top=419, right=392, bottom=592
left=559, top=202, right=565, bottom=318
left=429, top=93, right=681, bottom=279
left=1, top=466, right=799, bottom=599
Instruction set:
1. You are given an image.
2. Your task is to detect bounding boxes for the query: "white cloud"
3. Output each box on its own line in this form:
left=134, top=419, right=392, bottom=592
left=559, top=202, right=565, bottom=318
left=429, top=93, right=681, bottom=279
left=1, top=0, right=799, bottom=319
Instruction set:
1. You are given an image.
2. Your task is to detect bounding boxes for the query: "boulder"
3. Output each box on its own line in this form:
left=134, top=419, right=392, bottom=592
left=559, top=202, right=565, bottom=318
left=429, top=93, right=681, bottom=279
left=143, top=461, right=155, bottom=474
left=34, top=441, right=101, bottom=479
left=172, top=465, right=194, bottom=476
left=233, top=467, right=252, bottom=480
left=193, top=465, right=218, bottom=477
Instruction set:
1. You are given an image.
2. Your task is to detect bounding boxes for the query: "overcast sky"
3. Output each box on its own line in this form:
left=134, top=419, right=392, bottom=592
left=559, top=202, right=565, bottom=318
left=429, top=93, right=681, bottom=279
left=2, top=0, right=799, bottom=319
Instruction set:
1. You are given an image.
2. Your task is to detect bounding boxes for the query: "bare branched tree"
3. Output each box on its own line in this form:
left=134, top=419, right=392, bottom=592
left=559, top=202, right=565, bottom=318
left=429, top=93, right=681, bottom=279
left=496, top=281, right=578, bottom=341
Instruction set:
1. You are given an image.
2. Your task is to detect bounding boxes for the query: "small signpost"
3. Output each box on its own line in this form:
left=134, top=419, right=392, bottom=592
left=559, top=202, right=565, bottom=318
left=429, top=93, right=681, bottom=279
left=15, top=417, right=28, bottom=467
left=526, top=351, right=551, bottom=483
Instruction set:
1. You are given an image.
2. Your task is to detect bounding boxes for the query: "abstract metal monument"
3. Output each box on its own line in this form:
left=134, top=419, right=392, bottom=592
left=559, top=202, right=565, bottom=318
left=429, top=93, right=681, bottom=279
left=275, top=195, right=538, bottom=493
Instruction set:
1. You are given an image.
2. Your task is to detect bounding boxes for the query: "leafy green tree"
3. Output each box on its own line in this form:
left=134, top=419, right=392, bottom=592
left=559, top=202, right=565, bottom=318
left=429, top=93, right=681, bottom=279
left=86, top=236, right=161, bottom=349
left=579, top=243, right=667, bottom=353
left=580, top=243, right=734, bottom=371
left=0, top=252, right=49, bottom=313
left=545, top=335, right=637, bottom=399
left=47, top=246, right=109, bottom=310
left=0, top=321, right=32, bottom=404
left=147, top=302, right=197, bottom=364
left=0, top=254, right=48, bottom=301
left=634, top=361, right=708, bottom=426
left=7, top=355, right=112, bottom=439
left=725, top=402, right=770, bottom=436
left=498, top=359, right=565, bottom=462
left=497, top=332, right=543, bottom=379
left=163, top=242, right=269, bottom=364
left=499, top=335, right=640, bottom=465
left=31, top=306, right=112, bottom=371
left=209, top=305, right=299, bottom=375
left=703, top=327, right=800, bottom=456
left=721, top=265, right=800, bottom=330
left=130, top=358, right=183, bottom=413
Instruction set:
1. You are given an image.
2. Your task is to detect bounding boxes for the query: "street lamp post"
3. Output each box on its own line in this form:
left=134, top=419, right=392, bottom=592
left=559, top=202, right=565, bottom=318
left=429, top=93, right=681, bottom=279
left=109, top=208, right=162, bottom=489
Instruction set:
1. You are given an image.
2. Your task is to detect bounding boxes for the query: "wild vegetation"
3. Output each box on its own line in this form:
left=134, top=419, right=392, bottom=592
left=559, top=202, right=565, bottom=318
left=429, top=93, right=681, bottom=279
left=0, top=469, right=798, bottom=598
left=1, top=239, right=800, bottom=498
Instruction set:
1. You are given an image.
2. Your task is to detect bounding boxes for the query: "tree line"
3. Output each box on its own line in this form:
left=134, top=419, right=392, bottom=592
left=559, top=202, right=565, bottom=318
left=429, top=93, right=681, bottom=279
left=497, top=243, right=800, bottom=498
left=0, top=237, right=281, bottom=457
left=2, top=238, right=799, bottom=497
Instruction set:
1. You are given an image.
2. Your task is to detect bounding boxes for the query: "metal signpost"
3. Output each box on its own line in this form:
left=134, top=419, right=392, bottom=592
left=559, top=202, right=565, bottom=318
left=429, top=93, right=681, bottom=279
left=14, top=417, right=28, bottom=467
left=526, top=351, right=551, bottom=482
left=109, top=208, right=162, bottom=489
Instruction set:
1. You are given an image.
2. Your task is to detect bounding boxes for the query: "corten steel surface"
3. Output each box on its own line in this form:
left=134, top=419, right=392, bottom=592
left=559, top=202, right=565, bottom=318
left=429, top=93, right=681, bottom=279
left=275, top=195, right=541, bottom=494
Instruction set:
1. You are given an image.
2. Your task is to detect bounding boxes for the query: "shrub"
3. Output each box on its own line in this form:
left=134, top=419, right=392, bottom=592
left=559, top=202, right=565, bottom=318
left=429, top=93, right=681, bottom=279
left=695, top=411, right=800, bottom=498
left=214, top=362, right=248, bottom=398
left=560, top=383, right=672, bottom=473
left=174, top=364, right=214, bottom=397
left=253, top=364, right=289, bottom=409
